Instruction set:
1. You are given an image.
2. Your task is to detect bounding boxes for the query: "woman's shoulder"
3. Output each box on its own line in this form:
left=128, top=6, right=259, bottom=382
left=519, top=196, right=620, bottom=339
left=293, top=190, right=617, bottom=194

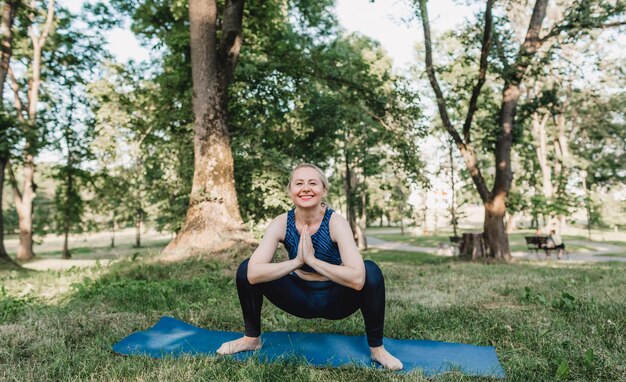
left=328, top=209, right=346, bottom=224
left=270, top=213, right=289, bottom=227
left=328, top=210, right=351, bottom=240
left=264, top=213, right=289, bottom=240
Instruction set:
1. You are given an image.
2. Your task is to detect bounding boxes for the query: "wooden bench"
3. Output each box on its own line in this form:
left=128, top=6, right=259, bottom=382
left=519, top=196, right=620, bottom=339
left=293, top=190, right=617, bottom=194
left=524, top=236, right=565, bottom=258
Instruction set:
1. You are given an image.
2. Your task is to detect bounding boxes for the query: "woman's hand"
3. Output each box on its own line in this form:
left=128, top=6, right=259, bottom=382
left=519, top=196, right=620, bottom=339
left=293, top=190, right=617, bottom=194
left=294, top=229, right=305, bottom=267
left=301, top=225, right=317, bottom=265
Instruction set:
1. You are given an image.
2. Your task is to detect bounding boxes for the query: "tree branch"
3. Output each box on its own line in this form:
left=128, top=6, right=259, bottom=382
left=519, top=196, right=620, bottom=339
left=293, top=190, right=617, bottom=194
left=38, top=0, right=56, bottom=46
left=417, top=0, right=462, bottom=146
left=7, top=160, right=22, bottom=206
left=418, top=0, right=491, bottom=202
left=462, top=0, right=494, bottom=144
left=539, top=3, right=625, bottom=43
left=8, top=66, right=26, bottom=122
left=0, top=0, right=18, bottom=100
left=219, top=0, right=244, bottom=83
left=511, top=0, right=548, bottom=85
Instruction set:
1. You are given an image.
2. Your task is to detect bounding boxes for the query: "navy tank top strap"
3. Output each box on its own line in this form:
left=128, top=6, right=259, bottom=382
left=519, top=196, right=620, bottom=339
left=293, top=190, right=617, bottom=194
left=283, top=209, right=298, bottom=259
left=282, top=208, right=342, bottom=273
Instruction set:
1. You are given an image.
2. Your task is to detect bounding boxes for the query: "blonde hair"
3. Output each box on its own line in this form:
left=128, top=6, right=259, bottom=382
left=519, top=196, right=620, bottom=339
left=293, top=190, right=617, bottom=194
left=287, top=163, right=329, bottom=191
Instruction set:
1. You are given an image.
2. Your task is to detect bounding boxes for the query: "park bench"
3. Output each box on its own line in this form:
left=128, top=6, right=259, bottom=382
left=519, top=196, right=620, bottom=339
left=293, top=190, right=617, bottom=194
left=524, top=236, right=566, bottom=258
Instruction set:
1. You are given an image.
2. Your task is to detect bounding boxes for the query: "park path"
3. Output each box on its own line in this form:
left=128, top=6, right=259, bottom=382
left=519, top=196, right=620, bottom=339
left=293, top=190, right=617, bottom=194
left=12, top=229, right=625, bottom=271
left=366, top=231, right=626, bottom=263
left=366, top=235, right=439, bottom=254
left=21, top=258, right=115, bottom=271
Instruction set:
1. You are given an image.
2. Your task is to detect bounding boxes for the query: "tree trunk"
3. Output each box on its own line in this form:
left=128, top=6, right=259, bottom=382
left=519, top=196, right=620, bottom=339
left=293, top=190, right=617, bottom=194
left=582, top=174, right=592, bottom=241
left=0, top=158, right=18, bottom=266
left=163, top=0, right=246, bottom=257
left=449, top=140, right=458, bottom=237
left=532, top=112, right=553, bottom=198
left=135, top=208, right=142, bottom=248
left=0, top=0, right=19, bottom=267
left=483, top=199, right=510, bottom=260
left=343, top=145, right=358, bottom=238
left=355, top=186, right=367, bottom=250
left=12, top=158, right=35, bottom=261
left=62, top=230, right=70, bottom=259
left=0, top=0, right=18, bottom=88
left=110, top=213, right=115, bottom=248
left=460, top=232, right=487, bottom=259
left=61, top=166, right=72, bottom=259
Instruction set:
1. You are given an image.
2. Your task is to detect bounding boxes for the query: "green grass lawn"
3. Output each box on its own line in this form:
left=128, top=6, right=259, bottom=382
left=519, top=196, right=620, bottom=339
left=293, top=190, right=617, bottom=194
left=369, top=231, right=626, bottom=255
left=1, top=245, right=625, bottom=381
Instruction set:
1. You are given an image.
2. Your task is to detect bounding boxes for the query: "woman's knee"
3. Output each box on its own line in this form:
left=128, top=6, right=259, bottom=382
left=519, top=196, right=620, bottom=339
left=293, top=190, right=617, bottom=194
left=363, top=260, right=384, bottom=288
left=236, top=258, right=251, bottom=284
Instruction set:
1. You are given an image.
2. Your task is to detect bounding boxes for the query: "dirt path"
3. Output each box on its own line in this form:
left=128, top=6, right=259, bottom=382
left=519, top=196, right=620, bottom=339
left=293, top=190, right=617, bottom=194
left=21, top=259, right=115, bottom=271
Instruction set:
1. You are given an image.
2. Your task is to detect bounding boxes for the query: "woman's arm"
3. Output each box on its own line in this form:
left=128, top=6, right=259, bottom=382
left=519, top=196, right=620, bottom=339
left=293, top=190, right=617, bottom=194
left=247, top=214, right=304, bottom=284
left=301, top=215, right=365, bottom=290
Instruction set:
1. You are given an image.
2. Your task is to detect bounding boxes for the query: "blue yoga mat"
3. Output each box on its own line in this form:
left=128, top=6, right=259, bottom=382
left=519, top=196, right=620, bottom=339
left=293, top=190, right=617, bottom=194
left=113, top=316, right=505, bottom=377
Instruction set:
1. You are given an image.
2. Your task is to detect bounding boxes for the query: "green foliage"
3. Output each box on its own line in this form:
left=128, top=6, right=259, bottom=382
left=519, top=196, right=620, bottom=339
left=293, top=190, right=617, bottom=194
left=0, top=285, right=34, bottom=324
left=89, top=0, right=425, bottom=230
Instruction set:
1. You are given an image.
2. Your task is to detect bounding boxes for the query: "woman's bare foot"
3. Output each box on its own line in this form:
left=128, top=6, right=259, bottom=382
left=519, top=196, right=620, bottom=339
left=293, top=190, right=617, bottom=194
left=370, top=345, right=403, bottom=370
left=216, top=336, right=262, bottom=355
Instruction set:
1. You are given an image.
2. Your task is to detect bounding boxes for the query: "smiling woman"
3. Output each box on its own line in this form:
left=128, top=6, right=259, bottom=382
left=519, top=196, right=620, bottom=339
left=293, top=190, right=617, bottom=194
left=216, top=163, right=403, bottom=370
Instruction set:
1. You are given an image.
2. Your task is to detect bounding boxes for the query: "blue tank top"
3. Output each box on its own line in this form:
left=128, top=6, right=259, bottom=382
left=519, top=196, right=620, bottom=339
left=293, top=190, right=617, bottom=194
left=283, top=208, right=342, bottom=273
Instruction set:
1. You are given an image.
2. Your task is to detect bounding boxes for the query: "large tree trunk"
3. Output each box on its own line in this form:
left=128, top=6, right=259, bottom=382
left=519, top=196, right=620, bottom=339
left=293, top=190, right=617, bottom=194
left=163, top=0, right=246, bottom=257
left=483, top=196, right=510, bottom=260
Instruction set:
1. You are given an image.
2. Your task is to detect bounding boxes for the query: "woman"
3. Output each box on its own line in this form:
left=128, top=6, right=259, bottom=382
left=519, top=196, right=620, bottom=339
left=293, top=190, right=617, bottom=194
left=217, top=163, right=403, bottom=370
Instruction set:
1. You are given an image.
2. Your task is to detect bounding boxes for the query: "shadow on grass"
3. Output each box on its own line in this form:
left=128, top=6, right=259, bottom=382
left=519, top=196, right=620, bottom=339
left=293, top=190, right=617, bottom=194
left=32, top=239, right=173, bottom=259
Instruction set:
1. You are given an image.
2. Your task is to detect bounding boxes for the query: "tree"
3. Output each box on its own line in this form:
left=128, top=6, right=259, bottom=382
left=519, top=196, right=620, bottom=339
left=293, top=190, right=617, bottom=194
left=46, top=7, right=106, bottom=258
left=0, top=0, right=19, bottom=266
left=6, top=0, right=55, bottom=261
left=158, top=0, right=246, bottom=256
left=415, top=0, right=625, bottom=259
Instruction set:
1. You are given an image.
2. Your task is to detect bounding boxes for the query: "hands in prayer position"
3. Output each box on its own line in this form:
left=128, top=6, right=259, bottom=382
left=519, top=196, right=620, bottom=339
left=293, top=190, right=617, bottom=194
left=297, top=225, right=316, bottom=267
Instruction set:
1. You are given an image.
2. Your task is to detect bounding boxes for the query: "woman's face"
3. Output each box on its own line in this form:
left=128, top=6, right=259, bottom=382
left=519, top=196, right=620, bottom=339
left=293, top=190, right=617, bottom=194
left=289, top=167, right=326, bottom=208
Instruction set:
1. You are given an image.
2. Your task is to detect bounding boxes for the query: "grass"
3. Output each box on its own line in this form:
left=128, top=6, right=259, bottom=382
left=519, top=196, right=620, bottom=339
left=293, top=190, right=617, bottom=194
left=369, top=231, right=626, bottom=256
left=1, top=240, right=625, bottom=381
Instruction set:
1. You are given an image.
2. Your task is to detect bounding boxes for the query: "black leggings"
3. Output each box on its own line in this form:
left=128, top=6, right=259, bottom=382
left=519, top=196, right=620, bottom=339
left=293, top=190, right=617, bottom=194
left=236, top=259, right=386, bottom=347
